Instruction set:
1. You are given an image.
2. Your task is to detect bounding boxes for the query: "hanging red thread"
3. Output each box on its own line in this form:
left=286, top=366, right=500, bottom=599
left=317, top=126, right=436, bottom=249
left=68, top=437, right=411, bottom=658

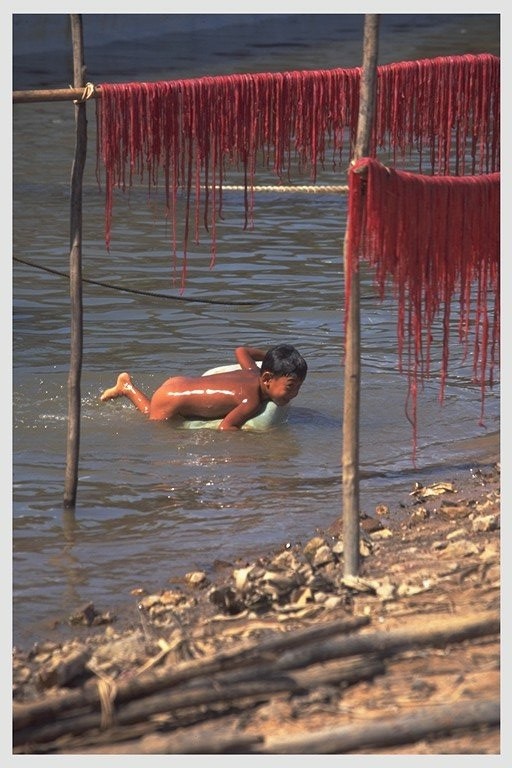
left=96, top=67, right=360, bottom=291
left=345, top=158, right=500, bottom=461
left=375, top=54, right=499, bottom=174
left=96, top=54, right=499, bottom=290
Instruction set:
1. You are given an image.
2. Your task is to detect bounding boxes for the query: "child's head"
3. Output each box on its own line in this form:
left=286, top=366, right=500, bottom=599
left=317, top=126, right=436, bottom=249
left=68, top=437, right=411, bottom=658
left=261, top=344, right=308, bottom=380
left=260, top=344, right=307, bottom=406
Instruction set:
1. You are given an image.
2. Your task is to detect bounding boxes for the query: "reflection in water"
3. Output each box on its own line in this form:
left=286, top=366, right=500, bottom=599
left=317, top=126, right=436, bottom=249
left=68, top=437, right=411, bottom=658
left=49, top=508, right=87, bottom=608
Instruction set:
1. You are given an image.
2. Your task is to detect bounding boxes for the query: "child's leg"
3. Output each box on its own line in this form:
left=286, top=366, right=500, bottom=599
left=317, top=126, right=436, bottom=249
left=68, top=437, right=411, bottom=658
left=100, top=372, right=151, bottom=415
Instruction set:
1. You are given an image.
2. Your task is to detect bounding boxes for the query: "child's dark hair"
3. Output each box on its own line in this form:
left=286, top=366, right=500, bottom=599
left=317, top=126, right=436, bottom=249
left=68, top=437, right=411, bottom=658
left=261, top=344, right=307, bottom=380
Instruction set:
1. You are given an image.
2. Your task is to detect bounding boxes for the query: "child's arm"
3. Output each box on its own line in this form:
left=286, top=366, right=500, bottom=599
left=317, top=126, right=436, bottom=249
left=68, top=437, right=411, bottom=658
left=218, top=403, right=258, bottom=430
left=234, top=346, right=268, bottom=371
left=218, top=390, right=263, bottom=430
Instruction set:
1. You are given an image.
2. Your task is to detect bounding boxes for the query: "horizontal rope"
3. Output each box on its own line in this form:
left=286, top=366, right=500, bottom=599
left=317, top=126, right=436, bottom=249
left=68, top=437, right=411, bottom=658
left=13, top=256, right=264, bottom=306
left=215, top=184, right=348, bottom=194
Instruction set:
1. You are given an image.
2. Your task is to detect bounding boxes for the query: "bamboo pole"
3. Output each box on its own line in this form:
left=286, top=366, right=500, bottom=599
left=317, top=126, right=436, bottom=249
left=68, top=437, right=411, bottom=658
left=342, top=14, right=380, bottom=577
left=63, top=15, right=87, bottom=508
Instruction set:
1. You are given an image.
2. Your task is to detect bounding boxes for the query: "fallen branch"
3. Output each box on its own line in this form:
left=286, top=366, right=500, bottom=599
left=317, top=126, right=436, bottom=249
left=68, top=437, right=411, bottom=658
left=273, top=610, right=499, bottom=673
left=14, top=655, right=384, bottom=749
left=13, top=610, right=498, bottom=752
left=261, top=698, right=500, bottom=753
left=14, top=615, right=369, bottom=731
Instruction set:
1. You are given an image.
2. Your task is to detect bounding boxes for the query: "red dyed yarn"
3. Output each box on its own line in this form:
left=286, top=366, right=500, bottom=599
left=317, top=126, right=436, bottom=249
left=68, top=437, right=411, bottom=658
left=375, top=54, right=500, bottom=174
left=346, top=158, right=500, bottom=460
left=96, top=54, right=499, bottom=290
left=96, top=68, right=360, bottom=290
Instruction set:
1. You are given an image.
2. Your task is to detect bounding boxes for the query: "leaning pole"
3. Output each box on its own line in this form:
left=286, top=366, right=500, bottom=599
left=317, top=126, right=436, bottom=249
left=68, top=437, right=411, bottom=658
left=64, top=14, right=87, bottom=508
left=342, top=14, right=380, bottom=577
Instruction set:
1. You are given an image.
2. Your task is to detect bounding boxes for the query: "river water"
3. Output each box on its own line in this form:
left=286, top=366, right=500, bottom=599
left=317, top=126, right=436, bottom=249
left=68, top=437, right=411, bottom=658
left=12, top=14, right=500, bottom=650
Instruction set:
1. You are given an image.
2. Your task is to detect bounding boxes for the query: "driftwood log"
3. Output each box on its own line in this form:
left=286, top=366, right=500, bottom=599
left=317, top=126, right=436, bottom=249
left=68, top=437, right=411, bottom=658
left=262, top=699, right=500, bottom=754
left=68, top=698, right=499, bottom=755
left=13, top=615, right=369, bottom=732
left=13, top=610, right=498, bottom=753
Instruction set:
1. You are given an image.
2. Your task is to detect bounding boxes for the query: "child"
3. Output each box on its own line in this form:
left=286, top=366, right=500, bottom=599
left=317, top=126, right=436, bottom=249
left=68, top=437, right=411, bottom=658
left=99, top=344, right=307, bottom=430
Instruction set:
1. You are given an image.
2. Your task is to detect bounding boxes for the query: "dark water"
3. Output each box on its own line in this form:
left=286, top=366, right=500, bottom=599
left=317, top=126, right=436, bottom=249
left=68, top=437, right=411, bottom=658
left=12, top=14, right=500, bottom=650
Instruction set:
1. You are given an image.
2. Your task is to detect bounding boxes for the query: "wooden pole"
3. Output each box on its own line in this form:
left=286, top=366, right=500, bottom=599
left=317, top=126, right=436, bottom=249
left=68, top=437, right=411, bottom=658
left=13, top=86, right=100, bottom=104
left=63, top=15, right=87, bottom=508
left=342, top=14, right=379, bottom=577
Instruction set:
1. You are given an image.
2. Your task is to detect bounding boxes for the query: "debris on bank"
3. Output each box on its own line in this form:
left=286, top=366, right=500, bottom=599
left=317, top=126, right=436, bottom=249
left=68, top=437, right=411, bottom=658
left=13, top=464, right=500, bottom=755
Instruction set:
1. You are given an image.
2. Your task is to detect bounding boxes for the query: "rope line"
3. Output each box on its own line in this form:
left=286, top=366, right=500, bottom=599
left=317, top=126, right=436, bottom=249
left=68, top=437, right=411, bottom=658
left=13, top=256, right=263, bottom=306
left=212, top=184, right=349, bottom=193
left=72, top=81, right=96, bottom=104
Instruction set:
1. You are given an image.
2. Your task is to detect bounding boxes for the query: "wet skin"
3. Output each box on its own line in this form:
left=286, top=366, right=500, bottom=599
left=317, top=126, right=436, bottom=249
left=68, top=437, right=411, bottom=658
left=100, top=369, right=303, bottom=430
left=151, top=370, right=301, bottom=423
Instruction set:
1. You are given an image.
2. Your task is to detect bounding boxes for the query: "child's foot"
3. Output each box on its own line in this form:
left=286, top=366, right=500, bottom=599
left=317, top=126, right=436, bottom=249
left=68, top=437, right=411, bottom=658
left=100, top=372, right=133, bottom=401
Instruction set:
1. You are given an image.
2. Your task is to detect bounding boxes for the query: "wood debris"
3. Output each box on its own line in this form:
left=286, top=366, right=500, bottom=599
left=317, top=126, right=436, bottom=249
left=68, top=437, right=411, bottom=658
left=12, top=464, right=500, bottom=754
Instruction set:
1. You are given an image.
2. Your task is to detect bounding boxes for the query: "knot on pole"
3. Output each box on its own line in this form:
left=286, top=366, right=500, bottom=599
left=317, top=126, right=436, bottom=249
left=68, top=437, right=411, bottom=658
left=72, top=81, right=96, bottom=104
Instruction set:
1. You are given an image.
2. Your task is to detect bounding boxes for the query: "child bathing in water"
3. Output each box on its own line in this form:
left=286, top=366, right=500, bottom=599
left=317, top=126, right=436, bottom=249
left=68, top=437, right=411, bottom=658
left=99, top=344, right=307, bottom=430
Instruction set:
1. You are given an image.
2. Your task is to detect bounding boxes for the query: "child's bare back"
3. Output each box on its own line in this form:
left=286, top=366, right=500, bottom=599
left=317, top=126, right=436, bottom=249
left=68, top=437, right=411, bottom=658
left=100, top=345, right=307, bottom=430
left=143, top=369, right=262, bottom=421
